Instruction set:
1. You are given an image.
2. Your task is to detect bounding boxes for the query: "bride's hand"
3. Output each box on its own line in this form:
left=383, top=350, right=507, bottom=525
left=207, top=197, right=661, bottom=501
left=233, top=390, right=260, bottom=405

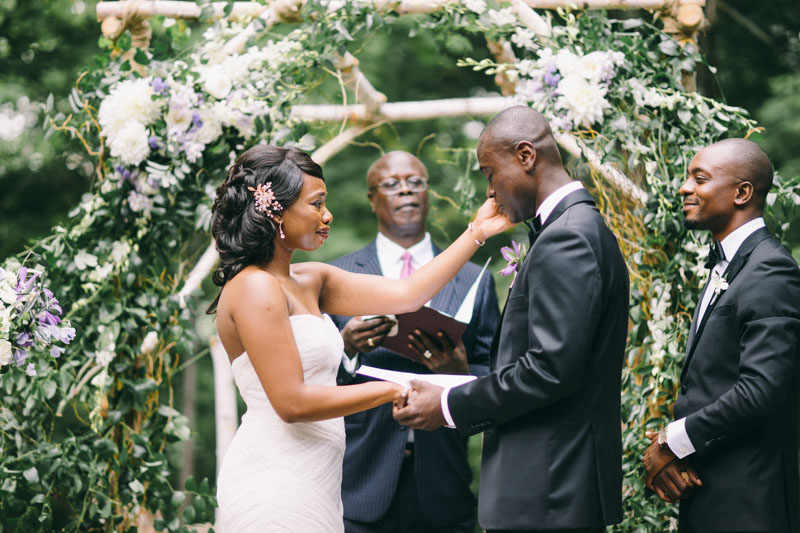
left=471, top=197, right=515, bottom=241
left=393, top=386, right=411, bottom=409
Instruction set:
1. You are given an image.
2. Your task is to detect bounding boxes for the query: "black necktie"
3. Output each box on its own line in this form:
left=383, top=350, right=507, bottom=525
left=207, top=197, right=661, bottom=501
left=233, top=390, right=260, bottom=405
left=704, top=240, right=725, bottom=270
left=527, top=215, right=542, bottom=246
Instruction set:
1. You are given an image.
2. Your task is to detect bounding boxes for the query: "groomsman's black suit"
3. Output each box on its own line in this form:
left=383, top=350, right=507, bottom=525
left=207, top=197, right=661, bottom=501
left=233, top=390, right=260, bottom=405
left=329, top=240, right=499, bottom=529
left=448, top=188, right=629, bottom=530
left=674, top=227, right=800, bottom=533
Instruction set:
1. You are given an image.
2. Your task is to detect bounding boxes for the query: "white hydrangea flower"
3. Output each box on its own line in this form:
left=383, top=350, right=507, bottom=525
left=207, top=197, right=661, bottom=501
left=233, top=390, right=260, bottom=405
left=203, top=65, right=233, bottom=100
left=0, top=303, right=10, bottom=336
left=488, top=7, right=517, bottom=27
left=184, top=141, right=205, bottom=164
left=463, top=0, right=486, bottom=14
left=110, top=240, right=131, bottom=264
left=515, top=59, right=539, bottom=78
left=108, top=121, right=151, bottom=166
left=555, top=74, right=610, bottom=127
left=578, top=51, right=615, bottom=84
left=193, top=109, right=223, bottom=145
left=511, top=27, right=537, bottom=50
left=554, top=49, right=582, bottom=78
left=0, top=338, right=12, bottom=365
left=98, top=78, right=162, bottom=139
left=0, top=281, right=16, bottom=305
left=74, top=250, right=99, bottom=271
left=128, top=191, right=152, bottom=213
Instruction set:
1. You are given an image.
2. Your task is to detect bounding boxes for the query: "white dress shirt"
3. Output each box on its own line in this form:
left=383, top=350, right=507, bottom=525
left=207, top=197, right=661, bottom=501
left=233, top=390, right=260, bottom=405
left=440, top=181, right=585, bottom=428
left=667, top=217, right=766, bottom=458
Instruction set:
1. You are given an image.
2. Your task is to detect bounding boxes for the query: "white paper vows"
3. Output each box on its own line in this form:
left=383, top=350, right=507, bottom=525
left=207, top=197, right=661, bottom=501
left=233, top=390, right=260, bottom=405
left=357, top=365, right=477, bottom=389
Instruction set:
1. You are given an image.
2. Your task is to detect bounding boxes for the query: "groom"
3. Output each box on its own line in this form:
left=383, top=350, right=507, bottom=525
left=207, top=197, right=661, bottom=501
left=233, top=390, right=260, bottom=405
left=394, top=106, right=629, bottom=532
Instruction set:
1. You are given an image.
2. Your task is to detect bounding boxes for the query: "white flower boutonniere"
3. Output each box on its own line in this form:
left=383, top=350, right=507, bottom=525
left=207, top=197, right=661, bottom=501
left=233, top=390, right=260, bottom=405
left=710, top=269, right=729, bottom=296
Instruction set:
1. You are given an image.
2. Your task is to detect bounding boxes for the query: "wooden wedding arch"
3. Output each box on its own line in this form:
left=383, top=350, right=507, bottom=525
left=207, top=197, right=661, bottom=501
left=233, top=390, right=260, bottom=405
left=95, top=0, right=704, bottom=485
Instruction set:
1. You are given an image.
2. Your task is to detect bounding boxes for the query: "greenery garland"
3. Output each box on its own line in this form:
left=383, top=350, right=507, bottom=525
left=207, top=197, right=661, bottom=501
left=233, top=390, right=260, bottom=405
left=2, top=2, right=799, bottom=531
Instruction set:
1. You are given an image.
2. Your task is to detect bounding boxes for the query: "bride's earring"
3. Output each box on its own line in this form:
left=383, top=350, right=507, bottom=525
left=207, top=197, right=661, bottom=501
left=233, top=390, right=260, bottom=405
left=278, top=221, right=285, bottom=239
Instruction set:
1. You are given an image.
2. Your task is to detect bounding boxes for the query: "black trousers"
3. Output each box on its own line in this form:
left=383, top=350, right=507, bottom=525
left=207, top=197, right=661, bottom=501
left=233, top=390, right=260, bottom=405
left=344, top=453, right=474, bottom=533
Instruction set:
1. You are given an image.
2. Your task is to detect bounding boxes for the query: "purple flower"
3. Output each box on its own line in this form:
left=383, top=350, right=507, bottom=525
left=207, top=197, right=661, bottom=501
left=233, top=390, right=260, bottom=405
left=13, top=348, right=27, bottom=366
left=152, top=77, right=169, bottom=95
left=15, top=331, right=32, bottom=347
left=500, top=263, right=518, bottom=276
left=50, top=346, right=65, bottom=358
left=149, top=136, right=160, bottom=150
left=192, top=112, right=203, bottom=128
left=58, top=326, right=76, bottom=344
left=544, top=72, right=561, bottom=87
left=39, top=311, right=61, bottom=326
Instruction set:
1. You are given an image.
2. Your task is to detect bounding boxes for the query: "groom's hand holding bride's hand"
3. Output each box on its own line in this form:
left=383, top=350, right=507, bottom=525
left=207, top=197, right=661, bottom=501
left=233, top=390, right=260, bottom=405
left=392, top=380, right=446, bottom=431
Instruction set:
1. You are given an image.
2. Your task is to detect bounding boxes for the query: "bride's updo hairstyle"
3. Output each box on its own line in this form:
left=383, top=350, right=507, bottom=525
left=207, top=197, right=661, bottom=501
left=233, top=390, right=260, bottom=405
left=207, top=145, right=324, bottom=313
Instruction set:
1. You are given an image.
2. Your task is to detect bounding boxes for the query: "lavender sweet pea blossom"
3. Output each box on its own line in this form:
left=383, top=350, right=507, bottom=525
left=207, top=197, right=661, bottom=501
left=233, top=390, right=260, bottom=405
left=499, top=241, right=527, bottom=288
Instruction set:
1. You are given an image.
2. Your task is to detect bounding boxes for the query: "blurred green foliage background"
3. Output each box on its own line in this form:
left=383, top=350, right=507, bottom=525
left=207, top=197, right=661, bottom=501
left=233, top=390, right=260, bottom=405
left=2, top=0, right=799, bottom=512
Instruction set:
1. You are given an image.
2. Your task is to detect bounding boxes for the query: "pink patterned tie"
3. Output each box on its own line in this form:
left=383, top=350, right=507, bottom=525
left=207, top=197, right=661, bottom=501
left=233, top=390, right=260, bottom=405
left=400, top=252, right=415, bottom=279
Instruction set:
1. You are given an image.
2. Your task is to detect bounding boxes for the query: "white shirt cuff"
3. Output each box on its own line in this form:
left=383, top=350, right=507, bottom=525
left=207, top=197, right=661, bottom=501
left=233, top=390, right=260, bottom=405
left=341, top=351, right=359, bottom=376
left=667, top=418, right=696, bottom=459
left=440, top=386, right=456, bottom=428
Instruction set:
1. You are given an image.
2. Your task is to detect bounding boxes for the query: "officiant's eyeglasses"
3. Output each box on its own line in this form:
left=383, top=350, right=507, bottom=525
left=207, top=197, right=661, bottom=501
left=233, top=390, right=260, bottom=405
left=371, top=176, right=428, bottom=195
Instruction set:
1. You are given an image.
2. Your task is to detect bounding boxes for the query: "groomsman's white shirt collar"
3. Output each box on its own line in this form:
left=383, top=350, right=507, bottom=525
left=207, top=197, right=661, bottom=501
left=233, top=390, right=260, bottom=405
left=667, top=216, right=766, bottom=459
left=375, top=231, right=433, bottom=279
left=440, top=180, right=585, bottom=429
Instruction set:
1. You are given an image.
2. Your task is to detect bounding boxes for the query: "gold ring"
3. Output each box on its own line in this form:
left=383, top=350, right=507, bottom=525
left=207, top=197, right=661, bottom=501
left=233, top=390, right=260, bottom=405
left=680, top=471, right=690, bottom=483
left=423, top=350, right=432, bottom=359
left=367, top=337, right=374, bottom=347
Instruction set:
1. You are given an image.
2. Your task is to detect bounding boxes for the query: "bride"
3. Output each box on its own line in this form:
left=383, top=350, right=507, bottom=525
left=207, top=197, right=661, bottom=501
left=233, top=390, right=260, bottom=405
left=210, top=144, right=512, bottom=532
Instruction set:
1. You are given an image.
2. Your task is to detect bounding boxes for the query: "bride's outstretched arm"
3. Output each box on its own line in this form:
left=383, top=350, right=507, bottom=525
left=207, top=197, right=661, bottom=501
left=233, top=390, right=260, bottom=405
left=229, top=272, right=406, bottom=423
left=316, top=197, right=514, bottom=318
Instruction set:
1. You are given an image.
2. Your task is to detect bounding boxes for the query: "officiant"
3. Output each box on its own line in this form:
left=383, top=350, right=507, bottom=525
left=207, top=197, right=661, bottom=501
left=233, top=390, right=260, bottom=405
left=329, top=150, right=500, bottom=532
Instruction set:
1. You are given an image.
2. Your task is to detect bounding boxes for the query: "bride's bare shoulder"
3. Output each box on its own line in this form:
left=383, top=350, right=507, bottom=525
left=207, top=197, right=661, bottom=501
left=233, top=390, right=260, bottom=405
left=220, top=267, right=285, bottom=309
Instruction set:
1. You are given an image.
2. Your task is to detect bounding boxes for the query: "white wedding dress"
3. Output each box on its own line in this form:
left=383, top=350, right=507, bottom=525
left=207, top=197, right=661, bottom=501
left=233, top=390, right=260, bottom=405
left=217, top=314, right=346, bottom=532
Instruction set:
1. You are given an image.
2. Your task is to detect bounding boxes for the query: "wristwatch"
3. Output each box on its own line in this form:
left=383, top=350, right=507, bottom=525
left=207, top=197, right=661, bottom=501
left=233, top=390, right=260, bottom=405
left=657, top=427, right=669, bottom=450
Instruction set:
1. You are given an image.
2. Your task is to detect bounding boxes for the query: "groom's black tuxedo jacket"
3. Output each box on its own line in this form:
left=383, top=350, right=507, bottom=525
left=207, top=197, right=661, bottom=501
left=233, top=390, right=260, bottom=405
left=449, top=189, right=629, bottom=530
left=674, top=227, right=800, bottom=533
left=329, top=240, right=499, bottom=526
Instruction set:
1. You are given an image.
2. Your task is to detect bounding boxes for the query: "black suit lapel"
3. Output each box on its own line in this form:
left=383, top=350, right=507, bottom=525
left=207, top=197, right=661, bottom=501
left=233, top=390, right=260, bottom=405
left=681, top=227, right=771, bottom=379
left=539, top=188, right=596, bottom=234
left=355, top=240, right=383, bottom=276
left=488, top=188, right=596, bottom=368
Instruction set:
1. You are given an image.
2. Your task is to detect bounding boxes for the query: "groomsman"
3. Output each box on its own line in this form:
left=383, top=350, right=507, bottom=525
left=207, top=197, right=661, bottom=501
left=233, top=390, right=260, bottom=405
left=394, top=106, right=630, bottom=533
left=329, top=151, right=500, bottom=532
left=642, top=139, right=800, bottom=533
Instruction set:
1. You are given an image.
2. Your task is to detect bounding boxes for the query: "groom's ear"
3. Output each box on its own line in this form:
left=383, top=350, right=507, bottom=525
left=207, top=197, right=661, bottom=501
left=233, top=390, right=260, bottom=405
left=514, top=141, right=536, bottom=172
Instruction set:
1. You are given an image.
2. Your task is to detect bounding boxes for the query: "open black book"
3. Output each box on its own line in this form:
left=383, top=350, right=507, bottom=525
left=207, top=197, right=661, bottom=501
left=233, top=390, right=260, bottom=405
left=377, top=306, right=469, bottom=362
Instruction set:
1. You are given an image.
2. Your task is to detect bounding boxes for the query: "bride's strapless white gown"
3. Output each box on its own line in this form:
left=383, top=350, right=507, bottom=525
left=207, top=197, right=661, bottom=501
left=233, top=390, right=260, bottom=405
left=217, top=314, right=346, bottom=532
